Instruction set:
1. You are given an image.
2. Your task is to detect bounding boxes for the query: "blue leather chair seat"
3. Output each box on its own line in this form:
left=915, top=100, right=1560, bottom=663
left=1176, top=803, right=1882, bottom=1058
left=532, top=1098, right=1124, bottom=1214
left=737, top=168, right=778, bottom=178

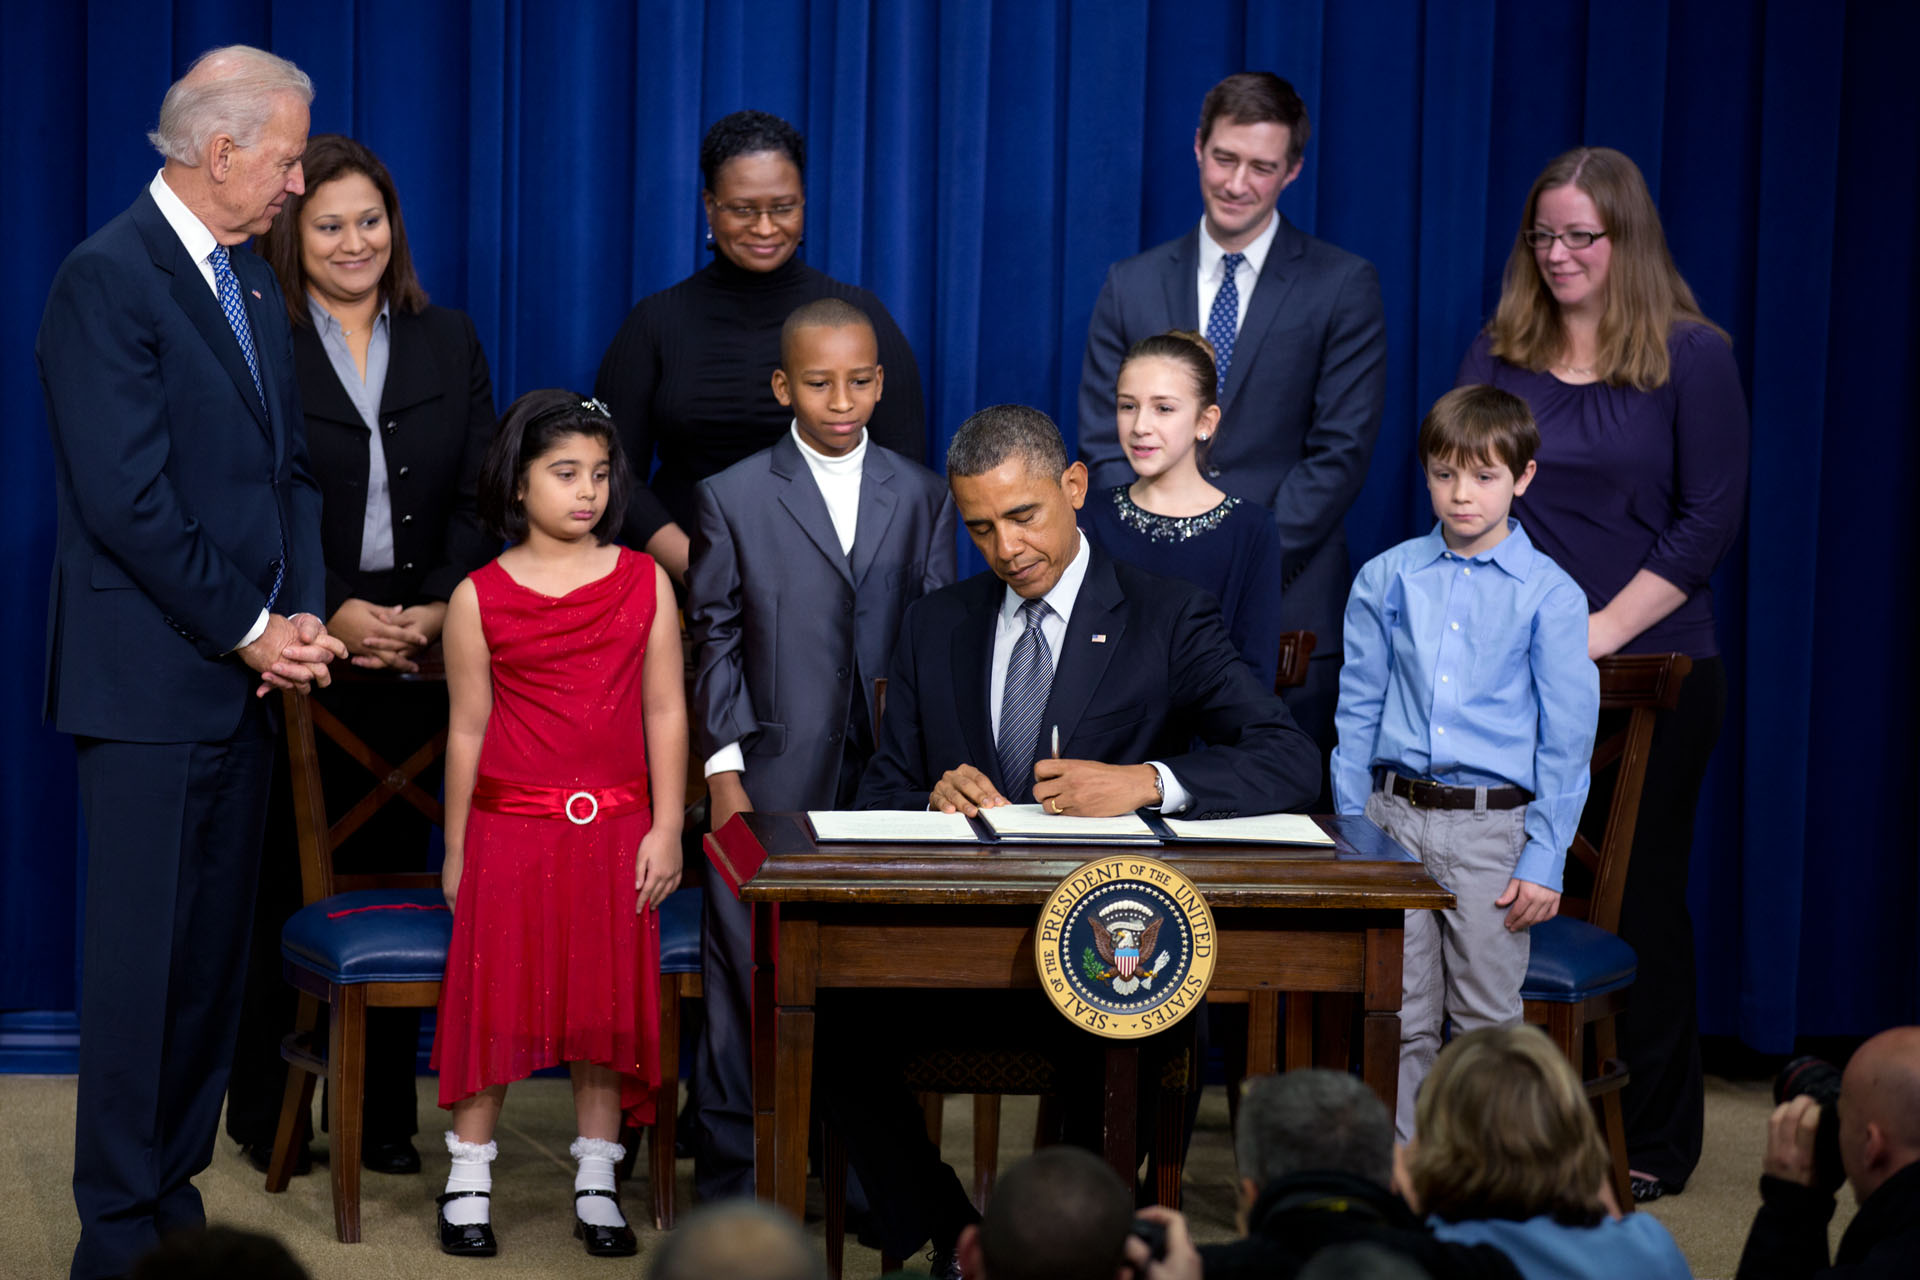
left=1521, top=916, right=1637, bottom=1002
left=282, top=889, right=451, bottom=985
left=659, top=887, right=702, bottom=975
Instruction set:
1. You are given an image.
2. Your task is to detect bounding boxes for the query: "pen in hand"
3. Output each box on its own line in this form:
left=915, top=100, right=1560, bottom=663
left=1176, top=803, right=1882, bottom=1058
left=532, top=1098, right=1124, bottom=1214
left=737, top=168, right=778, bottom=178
left=1051, top=725, right=1060, bottom=760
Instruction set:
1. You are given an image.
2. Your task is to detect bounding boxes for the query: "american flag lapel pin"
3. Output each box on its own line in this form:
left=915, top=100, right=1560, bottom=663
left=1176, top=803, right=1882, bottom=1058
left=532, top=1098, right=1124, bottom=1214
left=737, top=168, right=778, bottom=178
left=1091, top=634, right=1107, bottom=643
left=250, top=289, right=262, bottom=299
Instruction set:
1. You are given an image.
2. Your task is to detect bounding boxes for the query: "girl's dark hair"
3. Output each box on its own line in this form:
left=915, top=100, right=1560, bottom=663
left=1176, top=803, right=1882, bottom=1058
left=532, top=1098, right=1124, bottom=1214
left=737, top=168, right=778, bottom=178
left=1119, top=330, right=1220, bottom=410
left=254, top=133, right=429, bottom=327
left=478, top=390, right=628, bottom=545
left=699, top=109, right=806, bottom=189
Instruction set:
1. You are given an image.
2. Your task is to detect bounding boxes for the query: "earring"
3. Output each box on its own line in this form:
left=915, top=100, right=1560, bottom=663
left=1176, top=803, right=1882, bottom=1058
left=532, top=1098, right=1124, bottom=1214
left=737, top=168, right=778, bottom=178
left=1198, top=432, right=1211, bottom=442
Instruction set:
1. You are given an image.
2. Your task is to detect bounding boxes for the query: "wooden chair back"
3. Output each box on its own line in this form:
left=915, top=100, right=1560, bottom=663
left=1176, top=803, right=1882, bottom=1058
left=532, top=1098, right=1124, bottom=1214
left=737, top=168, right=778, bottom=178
left=1274, top=631, right=1317, bottom=692
left=281, top=656, right=448, bottom=905
left=1561, top=653, right=1692, bottom=933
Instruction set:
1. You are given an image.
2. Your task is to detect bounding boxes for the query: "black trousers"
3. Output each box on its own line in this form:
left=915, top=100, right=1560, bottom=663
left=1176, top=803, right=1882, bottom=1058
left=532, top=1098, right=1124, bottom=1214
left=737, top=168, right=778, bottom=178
left=224, top=678, right=444, bottom=1153
left=1594, top=655, right=1726, bottom=1188
left=71, top=719, right=274, bottom=1280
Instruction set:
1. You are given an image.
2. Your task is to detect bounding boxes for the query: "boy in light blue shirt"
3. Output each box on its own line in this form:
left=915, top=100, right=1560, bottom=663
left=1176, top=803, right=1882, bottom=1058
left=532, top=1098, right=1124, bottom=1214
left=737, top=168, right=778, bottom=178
left=1332, top=385, right=1598, bottom=1140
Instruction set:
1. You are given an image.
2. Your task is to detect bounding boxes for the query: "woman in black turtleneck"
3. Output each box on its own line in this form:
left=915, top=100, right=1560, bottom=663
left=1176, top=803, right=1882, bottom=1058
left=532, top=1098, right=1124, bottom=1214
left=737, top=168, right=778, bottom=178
left=594, top=110, right=926, bottom=583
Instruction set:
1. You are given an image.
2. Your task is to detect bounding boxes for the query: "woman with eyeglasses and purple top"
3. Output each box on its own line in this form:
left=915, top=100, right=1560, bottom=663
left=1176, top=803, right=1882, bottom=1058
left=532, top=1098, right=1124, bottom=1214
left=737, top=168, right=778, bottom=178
left=595, top=110, right=927, bottom=587
left=1456, top=146, right=1749, bottom=1205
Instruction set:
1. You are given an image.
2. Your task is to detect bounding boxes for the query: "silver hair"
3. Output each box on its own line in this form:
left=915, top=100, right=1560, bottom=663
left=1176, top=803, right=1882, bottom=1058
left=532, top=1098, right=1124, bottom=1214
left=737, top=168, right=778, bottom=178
left=148, top=45, right=313, bottom=165
left=945, top=403, right=1068, bottom=479
left=1234, top=1069, right=1395, bottom=1190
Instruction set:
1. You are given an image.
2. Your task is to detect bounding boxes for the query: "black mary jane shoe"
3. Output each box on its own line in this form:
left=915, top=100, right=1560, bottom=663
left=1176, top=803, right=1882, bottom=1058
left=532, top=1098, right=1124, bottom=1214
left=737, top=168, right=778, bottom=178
left=437, top=1190, right=498, bottom=1257
left=572, top=1189, right=638, bottom=1257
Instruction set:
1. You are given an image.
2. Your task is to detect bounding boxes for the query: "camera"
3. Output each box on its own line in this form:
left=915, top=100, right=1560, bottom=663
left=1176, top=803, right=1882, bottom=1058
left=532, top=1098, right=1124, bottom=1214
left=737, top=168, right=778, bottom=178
left=1775, top=1055, right=1845, bottom=1193
left=1127, top=1216, right=1168, bottom=1276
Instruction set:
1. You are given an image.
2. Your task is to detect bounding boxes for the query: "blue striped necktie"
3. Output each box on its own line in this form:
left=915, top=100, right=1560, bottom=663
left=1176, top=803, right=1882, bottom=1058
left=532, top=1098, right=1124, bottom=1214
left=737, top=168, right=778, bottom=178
left=997, top=598, right=1055, bottom=800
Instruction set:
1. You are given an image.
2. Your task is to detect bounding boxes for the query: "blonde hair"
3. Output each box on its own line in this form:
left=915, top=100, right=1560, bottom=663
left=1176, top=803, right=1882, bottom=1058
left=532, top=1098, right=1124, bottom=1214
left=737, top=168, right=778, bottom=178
left=1487, top=147, right=1727, bottom=390
left=1408, top=1026, right=1609, bottom=1224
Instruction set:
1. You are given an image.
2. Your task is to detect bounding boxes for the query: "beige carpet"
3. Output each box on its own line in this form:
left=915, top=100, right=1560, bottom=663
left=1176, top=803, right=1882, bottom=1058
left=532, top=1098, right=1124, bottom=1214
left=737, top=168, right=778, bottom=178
left=0, top=1073, right=1855, bottom=1279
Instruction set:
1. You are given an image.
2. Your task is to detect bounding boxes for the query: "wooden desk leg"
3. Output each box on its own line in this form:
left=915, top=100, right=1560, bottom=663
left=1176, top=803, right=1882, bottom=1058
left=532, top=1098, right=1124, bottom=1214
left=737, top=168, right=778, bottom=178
left=1361, top=925, right=1405, bottom=1117
left=773, top=1005, right=815, bottom=1215
left=1284, top=995, right=1315, bottom=1072
left=752, top=903, right=777, bottom=1201
left=1102, top=1046, right=1138, bottom=1188
left=1246, top=992, right=1280, bottom=1076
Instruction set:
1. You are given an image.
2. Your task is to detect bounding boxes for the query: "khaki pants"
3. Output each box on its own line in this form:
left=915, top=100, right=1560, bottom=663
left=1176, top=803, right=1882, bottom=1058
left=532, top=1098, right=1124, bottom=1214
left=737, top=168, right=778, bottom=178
left=1366, top=784, right=1532, bottom=1142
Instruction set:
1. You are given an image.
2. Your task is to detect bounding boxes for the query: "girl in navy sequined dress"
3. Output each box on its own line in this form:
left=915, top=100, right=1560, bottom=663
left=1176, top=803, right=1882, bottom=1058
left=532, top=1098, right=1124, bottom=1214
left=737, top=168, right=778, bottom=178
left=1083, top=331, right=1285, bottom=688
left=429, top=391, right=685, bottom=1258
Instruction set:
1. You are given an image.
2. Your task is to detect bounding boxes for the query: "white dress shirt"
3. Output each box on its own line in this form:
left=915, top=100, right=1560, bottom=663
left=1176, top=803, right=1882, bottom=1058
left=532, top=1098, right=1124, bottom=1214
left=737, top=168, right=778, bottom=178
left=1195, top=211, right=1280, bottom=339
left=148, top=170, right=271, bottom=652
left=704, top=424, right=869, bottom=779
left=987, top=533, right=1189, bottom=813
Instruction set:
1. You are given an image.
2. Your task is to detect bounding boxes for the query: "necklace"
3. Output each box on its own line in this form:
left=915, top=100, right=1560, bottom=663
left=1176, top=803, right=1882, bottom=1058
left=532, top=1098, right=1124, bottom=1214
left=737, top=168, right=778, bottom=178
left=1554, top=361, right=1597, bottom=376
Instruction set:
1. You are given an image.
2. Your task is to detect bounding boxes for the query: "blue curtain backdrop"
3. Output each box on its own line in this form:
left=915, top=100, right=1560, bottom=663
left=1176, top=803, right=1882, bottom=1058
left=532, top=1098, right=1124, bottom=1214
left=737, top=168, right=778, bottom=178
left=3, top=0, right=1915, bottom=1064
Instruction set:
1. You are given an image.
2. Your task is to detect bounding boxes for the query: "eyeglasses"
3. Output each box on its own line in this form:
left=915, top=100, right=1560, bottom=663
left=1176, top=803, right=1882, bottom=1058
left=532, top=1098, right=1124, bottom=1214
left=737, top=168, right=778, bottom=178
left=1524, top=229, right=1608, bottom=250
left=714, top=199, right=804, bottom=227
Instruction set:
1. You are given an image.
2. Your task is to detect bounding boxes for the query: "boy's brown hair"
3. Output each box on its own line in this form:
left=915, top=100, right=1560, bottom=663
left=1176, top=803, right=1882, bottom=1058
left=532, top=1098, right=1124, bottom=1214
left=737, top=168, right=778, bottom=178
left=1417, top=385, right=1540, bottom=476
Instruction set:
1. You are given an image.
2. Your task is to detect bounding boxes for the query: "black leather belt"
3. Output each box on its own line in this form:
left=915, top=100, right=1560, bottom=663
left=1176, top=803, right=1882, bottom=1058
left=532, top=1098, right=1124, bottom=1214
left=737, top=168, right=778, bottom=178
left=1380, top=771, right=1531, bottom=811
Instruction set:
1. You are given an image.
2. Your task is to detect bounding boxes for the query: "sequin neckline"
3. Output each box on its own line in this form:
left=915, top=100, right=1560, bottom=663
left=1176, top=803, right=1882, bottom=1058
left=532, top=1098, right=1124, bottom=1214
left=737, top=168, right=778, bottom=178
left=491, top=547, right=631, bottom=600
left=1110, top=486, right=1239, bottom=543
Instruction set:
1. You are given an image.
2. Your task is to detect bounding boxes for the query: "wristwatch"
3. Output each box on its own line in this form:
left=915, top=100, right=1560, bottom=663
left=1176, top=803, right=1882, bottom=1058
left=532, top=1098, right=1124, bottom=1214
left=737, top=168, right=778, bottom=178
left=1149, top=766, right=1165, bottom=808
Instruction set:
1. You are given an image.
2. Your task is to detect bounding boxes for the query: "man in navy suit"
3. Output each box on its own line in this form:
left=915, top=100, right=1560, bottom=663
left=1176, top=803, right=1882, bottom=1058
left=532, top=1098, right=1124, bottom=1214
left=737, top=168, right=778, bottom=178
left=838, top=405, right=1318, bottom=1274
left=36, top=46, right=343, bottom=1279
left=1076, top=72, right=1387, bottom=778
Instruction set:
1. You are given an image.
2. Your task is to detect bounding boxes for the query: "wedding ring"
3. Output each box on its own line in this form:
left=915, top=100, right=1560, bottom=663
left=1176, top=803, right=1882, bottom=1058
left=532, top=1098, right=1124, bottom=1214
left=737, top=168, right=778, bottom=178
left=1049, top=800, right=1063, bottom=814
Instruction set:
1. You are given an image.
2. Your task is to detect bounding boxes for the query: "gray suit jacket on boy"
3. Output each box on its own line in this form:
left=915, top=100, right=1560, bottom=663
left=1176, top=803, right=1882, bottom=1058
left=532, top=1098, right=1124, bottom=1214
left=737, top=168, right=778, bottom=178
left=688, top=431, right=957, bottom=810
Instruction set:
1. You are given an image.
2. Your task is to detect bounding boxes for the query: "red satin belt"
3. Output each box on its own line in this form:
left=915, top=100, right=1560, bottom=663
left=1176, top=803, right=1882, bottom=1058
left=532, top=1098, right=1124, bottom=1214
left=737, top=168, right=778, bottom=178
left=471, top=776, right=651, bottom=825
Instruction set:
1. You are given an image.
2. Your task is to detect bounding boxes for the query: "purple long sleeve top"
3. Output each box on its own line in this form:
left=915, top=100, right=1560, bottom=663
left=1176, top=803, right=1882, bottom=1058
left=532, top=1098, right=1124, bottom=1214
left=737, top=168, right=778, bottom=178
left=1456, top=324, right=1749, bottom=658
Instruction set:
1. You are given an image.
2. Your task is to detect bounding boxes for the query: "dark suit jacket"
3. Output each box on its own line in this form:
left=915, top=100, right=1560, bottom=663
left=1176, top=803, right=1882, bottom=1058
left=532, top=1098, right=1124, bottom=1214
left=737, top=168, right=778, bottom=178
left=688, top=435, right=956, bottom=811
left=1076, top=217, right=1387, bottom=653
left=289, top=303, right=496, bottom=614
left=855, top=544, right=1320, bottom=816
left=38, top=188, right=323, bottom=743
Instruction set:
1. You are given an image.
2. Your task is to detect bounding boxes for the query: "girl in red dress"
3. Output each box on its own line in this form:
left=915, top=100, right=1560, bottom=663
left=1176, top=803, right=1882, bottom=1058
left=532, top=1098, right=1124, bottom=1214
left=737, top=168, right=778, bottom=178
left=430, top=390, right=685, bottom=1258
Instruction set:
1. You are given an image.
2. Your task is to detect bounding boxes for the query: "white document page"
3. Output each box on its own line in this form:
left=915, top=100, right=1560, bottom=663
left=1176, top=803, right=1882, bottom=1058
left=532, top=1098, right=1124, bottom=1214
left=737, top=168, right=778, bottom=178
left=1163, top=814, right=1336, bottom=846
left=807, top=810, right=981, bottom=843
left=978, top=804, right=1159, bottom=842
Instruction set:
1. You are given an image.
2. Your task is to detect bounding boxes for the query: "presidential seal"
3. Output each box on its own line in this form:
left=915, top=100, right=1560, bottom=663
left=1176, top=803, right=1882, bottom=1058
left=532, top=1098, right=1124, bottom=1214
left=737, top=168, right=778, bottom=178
left=1035, top=854, right=1216, bottom=1039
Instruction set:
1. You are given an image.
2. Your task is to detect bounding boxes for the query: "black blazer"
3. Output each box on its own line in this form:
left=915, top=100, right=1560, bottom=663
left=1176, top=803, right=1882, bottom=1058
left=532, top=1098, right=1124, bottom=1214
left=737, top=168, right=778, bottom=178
left=855, top=544, right=1321, bottom=817
left=38, top=188, right=323, bottom=742
left=290, top=303, right=496, bottom=614
left=1076, top=217, right=1387, bottom=653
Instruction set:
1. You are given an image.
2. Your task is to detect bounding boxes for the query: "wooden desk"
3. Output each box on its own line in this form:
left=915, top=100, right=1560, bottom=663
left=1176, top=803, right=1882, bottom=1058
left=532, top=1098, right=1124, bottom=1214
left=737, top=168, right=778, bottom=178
left=705, top=812, right=1452, bottom=1214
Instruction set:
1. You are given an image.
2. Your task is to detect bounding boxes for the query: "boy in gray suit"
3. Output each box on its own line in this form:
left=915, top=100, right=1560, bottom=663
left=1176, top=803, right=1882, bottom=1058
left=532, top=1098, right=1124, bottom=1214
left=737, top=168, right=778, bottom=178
left=686, top=297, right=956, bottom=1198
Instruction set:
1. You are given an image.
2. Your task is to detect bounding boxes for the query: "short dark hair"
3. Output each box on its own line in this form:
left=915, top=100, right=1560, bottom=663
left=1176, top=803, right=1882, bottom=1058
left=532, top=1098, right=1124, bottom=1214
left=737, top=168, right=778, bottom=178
left=946, top=404, right=1068, bottom=480
left=478, top=389, right=628, bottom=545
left=1235, top=1070, right=1395, bottom=1189
left=1120, top=330, right=1219, bottom=410
left=1417, top=385, right=1540, bottom=476
left=700, top=109, right=807, bottom=190
left=979, top=1148, right=1132, bottom=1280
left=780, top=297, right=875, bottom=369
left=254, top=133, right=430, bottom=328
left=131, top=1226, right=309, bottom=1280
left=1198, top=72, right=1310, bottom=170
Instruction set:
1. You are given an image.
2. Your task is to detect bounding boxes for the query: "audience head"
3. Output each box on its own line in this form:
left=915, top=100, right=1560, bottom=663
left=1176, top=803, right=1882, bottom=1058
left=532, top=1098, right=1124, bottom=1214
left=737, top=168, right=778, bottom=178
left=1491, top=146, right=1723, bottom=389
left=130, top=1226, right=308, bottom=1280
left=946, top=405, right=1087, bottom=600
left=1407, top=1025, right=1609, bottom=1225
left=700, top=110, right=807, bottom=274
left=1838, top=1025, right=1920, bottom=1202
left=958, top=1147, right=1134, bottom=1280
left=479, top=390, right=629, bottom=545
left=1234, top=1069, right=1395, bottom=1218
left=1115, top=331, right=1222, bottom=483
left=773, top=299, right=883, bottom=459
left=1417, top=387, right=1538, bottom=556
left=647, top=1200, right=823, bottom=1280
left=255, top=133, right=428, bottom=327
left=1297, top=1242, right=1434, bottom=1280
left=1194, top=72, right=1308, bottom=249
left=148, top=45, right=313, bottom=243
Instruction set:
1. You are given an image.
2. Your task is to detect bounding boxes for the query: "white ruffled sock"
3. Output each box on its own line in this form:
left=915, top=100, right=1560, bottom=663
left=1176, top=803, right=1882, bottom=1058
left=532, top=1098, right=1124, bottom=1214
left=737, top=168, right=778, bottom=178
left=570, top=1136, right=627, bottom=1228
left=442, top=1132, right=496, bottom=1226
